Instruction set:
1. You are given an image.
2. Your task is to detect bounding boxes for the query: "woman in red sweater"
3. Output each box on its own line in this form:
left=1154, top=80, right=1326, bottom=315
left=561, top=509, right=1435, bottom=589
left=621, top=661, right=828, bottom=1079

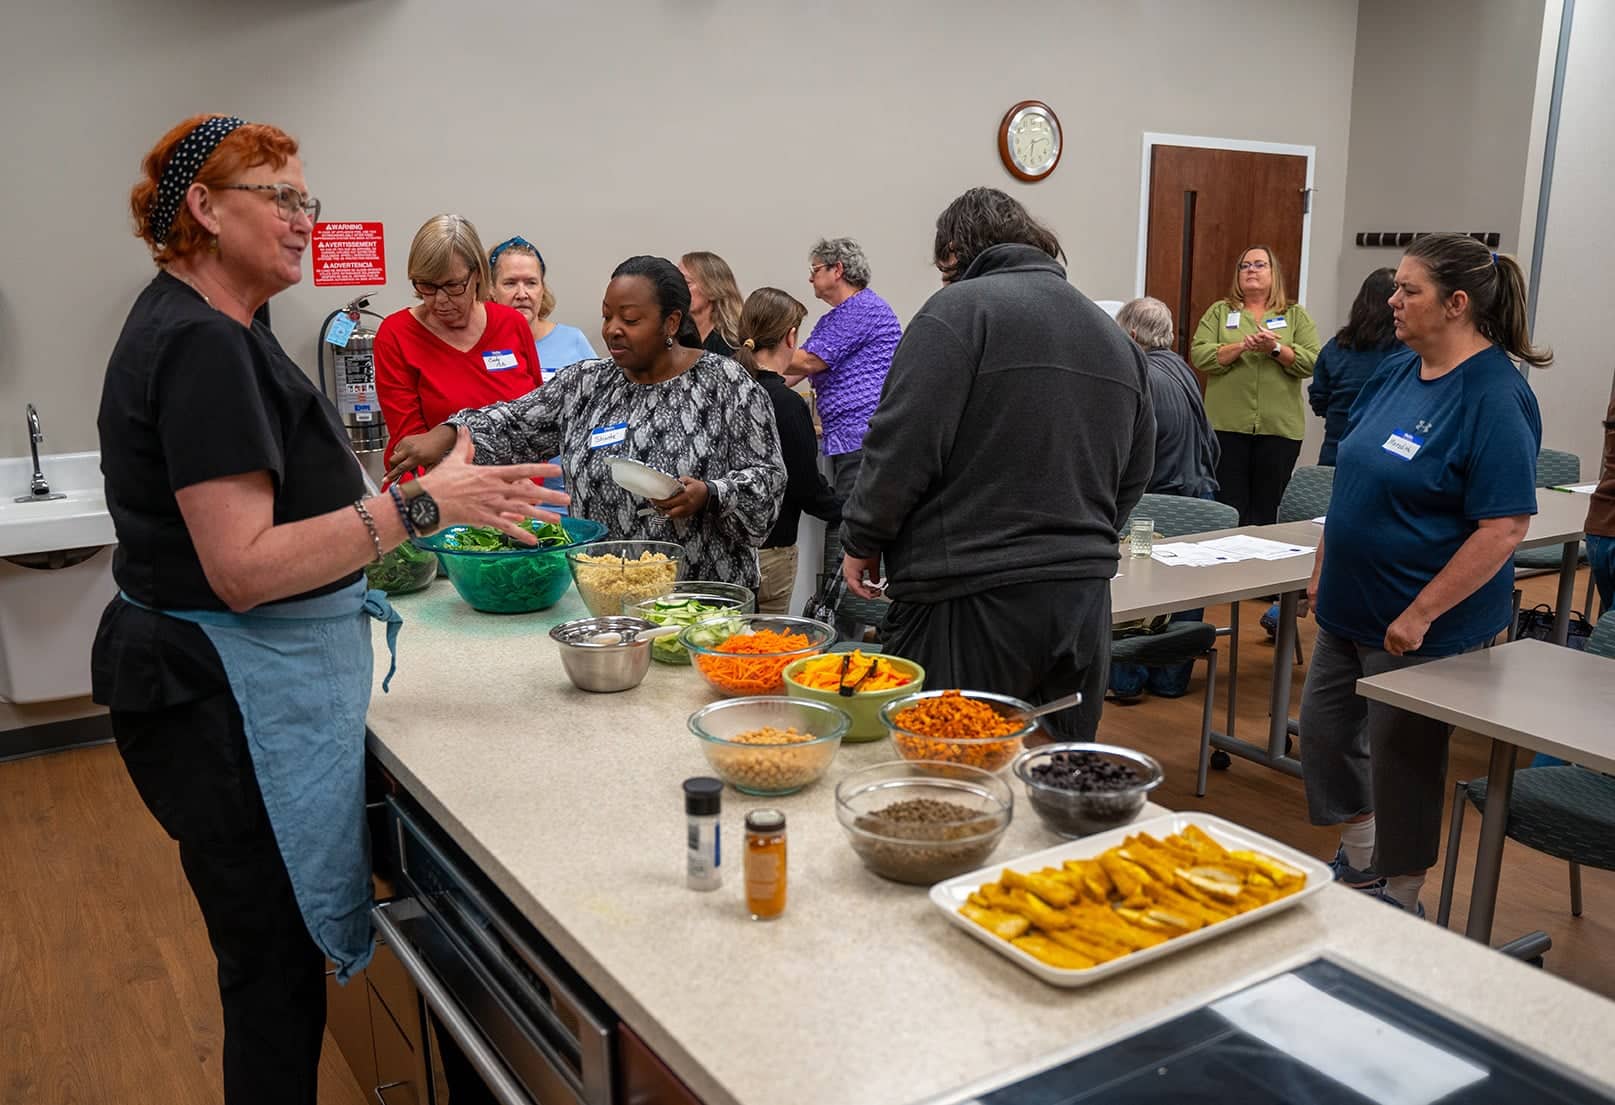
left=375, top=214, right=541, bottom=478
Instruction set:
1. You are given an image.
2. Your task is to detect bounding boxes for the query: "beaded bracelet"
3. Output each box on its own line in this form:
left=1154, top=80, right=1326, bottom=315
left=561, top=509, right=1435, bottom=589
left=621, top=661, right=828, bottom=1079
left=352, top=499, right=383, bottom=562
left=388, top=482, right=416, bottom=538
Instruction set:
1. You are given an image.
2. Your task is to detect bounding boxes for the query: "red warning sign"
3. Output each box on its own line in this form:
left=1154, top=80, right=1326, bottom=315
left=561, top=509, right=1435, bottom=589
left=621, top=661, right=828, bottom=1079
left=312, top=222, right=386, bottom=287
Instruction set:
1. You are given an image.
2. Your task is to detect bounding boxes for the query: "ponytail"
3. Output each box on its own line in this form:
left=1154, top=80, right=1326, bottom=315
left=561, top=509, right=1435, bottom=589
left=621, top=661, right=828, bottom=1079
left=733, top=287, right=808, bottom=377
left=1404, top=234, right=1552, bottom=367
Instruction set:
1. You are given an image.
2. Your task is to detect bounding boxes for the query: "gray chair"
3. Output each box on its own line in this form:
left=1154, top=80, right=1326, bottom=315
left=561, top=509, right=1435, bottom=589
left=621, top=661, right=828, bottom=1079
left=1435, top=614, right=1615, bottom=927
left=1119, top=493, right=1239, bottom=795
left=818, top=526, right=891, bottom=652
left=1515, top=448, right=1586, bottom=573
left=1272, top=466, right=1335, bottom=666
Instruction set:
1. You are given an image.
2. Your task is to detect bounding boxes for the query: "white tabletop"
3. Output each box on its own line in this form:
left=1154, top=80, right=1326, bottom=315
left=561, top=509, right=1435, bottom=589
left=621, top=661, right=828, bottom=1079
left=1519, top=489, right=1591, bottom=550
left=1112, top=521, right=1320, bottom=621
left=1355, top=639, right=1615, bottom=771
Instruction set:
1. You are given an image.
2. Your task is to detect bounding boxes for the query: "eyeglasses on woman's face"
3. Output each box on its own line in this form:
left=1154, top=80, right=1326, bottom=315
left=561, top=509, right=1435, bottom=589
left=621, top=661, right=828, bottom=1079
left=413, top=272, right=474, bottom=298
left=220, top=182, right=320, bottom=225
left=1238, top=259, right=1271, bottom=272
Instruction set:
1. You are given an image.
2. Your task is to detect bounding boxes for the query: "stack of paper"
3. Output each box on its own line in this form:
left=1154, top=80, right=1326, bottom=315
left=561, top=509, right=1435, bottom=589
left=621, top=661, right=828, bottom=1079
left=1149, top=535, right=1316, bottom=567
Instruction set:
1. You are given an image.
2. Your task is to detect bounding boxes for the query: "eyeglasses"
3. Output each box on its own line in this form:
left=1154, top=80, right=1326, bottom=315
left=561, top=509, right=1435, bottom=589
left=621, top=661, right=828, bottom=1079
left=412, top=273, right=474, bottom=298
left=1237, top=260, right=1271, bottom=272
left=220, top=183, right=320, bottom=224
left=809, top=263, right=832, bottom=279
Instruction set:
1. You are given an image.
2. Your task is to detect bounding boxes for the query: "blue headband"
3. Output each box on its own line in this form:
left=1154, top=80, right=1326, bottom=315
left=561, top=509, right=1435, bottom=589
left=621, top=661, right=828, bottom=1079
left=489, top=236, right=545, bottom=274
left=150, top=115, right=247, bottom=245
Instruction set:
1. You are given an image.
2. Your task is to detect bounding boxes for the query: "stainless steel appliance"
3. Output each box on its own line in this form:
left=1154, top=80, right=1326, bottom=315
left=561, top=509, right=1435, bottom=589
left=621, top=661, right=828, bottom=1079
left=374, top=794, right=616, bottom=1105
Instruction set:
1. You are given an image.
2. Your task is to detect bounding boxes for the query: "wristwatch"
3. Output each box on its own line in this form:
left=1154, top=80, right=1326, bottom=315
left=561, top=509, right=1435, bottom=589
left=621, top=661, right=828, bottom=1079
left=1269, top=343, right=1285, bottom=360
left=399, top=480, right=441, bottom=536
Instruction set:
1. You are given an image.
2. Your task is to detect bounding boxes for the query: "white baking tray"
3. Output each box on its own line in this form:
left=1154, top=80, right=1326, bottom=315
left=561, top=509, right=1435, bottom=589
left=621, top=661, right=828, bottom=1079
left=928, top=813, right=1331, bottom=988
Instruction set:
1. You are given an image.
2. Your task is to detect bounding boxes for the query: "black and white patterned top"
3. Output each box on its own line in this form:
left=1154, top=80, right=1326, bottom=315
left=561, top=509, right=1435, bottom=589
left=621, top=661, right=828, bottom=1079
left=447, top=353, right=786, bottom=587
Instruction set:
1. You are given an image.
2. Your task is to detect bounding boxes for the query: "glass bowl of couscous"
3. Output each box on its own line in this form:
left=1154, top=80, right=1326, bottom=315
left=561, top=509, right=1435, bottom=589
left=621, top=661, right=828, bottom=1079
left=564, top=540, right=686, bottom=617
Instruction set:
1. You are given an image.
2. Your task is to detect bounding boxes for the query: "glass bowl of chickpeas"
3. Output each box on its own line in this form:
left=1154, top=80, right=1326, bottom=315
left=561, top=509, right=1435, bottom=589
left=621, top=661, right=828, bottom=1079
left=686, top=697, right=850, bottom=796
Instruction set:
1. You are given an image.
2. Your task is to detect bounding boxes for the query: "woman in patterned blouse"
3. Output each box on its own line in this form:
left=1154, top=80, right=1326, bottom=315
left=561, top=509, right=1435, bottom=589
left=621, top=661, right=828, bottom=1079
left=385, top=256, right=787, bottom=586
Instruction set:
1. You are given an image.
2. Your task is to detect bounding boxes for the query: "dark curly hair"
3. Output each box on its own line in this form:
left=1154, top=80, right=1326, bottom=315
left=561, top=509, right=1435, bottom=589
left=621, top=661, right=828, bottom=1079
left=932, top=187, right=1063, bottom=283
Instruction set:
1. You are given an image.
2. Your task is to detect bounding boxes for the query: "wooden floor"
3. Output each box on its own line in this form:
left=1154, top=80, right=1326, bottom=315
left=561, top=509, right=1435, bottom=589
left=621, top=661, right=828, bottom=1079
left=0, top=570, right=1607, bottom=1103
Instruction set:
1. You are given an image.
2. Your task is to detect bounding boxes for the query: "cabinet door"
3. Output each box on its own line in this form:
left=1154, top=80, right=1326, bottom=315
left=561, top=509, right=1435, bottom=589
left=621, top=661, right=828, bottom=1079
left=368, top=940, right=425, bottom=1051
left=618, top=1021, right=704, bottom=1105
left=325, top=964, right=378, bottom=1094
left=369, top=979, right=426, bottom=1105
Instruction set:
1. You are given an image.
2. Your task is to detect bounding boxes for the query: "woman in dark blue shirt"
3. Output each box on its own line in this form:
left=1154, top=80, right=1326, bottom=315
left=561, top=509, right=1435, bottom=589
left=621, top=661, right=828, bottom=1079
left=1299, top=233, right=1549, bottom=918
left=1308, top=267, right=1404, bottom=466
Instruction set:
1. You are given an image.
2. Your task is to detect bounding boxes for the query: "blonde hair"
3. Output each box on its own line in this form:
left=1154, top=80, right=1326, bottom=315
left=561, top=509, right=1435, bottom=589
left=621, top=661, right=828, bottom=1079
left=408, top=214, right=491, bottom=302
left=680, top=251, right=744, bottom=348
left=491, top=241, right=557, bottom=319
left=1225, top=245, right=1290, bottom=314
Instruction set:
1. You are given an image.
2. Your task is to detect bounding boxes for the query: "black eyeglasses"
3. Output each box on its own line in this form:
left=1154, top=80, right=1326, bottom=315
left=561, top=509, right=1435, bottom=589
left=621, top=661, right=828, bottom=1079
left=220, top=183, right=320, bottom=224
left=412, top=273, right=474, bottom=298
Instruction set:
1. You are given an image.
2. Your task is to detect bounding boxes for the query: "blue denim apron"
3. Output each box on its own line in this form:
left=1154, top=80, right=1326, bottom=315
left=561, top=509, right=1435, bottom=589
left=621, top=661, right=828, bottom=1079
left=120, top=579, right=402, bottom=981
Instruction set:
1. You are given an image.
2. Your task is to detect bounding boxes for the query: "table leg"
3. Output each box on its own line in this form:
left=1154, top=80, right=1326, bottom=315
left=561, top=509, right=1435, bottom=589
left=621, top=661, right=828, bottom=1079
left=1465, top=738, right=1520, bottom=943
left=1552, top=541, right=1577, bottom=646
left=1267, top=591, right=1299, bottom=759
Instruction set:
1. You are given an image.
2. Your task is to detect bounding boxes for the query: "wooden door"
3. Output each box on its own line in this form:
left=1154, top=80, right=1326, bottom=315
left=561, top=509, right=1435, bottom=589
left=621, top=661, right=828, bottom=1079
left=1145, top=145, right=1308, bottom=363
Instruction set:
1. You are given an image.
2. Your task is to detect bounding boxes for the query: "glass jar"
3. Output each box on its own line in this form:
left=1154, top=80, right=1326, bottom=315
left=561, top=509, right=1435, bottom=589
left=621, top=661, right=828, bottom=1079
left=744, top=809, right=787, bottom=920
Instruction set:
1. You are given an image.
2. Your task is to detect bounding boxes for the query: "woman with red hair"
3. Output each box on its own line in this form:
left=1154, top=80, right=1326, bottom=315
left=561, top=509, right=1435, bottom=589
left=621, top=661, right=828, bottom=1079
left=96, top=114, right=558, bottom=1104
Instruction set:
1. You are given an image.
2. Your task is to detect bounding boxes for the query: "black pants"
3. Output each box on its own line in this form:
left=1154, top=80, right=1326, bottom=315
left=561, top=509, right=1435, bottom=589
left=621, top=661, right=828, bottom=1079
left=1214, top=431, right=1302, bottom=526
left=113, top=690, right=326, bottom=1105
left=881, top=577, right=1111, bottom=742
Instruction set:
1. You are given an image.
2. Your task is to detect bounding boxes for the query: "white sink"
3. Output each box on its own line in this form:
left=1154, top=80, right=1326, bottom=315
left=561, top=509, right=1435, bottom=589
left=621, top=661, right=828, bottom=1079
left=0, top=451, right=115, bottom=557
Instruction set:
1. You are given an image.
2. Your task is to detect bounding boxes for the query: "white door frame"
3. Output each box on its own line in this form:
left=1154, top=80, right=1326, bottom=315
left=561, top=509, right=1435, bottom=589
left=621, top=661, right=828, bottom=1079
left=1134, top=133, right=1317, bottom=307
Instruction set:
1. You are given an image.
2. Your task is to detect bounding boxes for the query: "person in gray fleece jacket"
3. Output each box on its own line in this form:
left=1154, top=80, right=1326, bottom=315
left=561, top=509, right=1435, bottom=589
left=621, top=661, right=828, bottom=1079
left=840, top=187, right=1154, bottom=740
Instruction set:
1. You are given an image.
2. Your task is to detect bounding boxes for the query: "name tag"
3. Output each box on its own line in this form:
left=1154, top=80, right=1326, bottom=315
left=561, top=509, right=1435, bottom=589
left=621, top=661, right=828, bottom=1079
left=1265, top=317, right=1288, bottom=330
left=1225, top=311, right=1241, bottom=328
left=1382, top=430, right=1423, bottom=461
left=482, top=350, right=519, bottom=371
left=590, top=422, right=628, bottom=450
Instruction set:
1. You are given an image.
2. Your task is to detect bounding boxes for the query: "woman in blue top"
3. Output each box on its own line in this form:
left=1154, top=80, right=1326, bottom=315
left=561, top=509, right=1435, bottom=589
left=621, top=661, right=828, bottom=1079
left=488, top=235, right=598, bottom=380
left=1299, top=233, right=1550, bottom=918
left=1308, top=266, right=1404, bottom=466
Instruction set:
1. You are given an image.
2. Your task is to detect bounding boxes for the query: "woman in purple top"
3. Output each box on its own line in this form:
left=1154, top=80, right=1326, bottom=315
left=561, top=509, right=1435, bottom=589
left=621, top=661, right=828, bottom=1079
left=786, top=236, right=902, bottom=498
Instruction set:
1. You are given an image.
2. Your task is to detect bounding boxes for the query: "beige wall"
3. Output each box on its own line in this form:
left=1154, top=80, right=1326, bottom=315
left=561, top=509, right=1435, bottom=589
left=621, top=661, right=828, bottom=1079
left=1337, top=0, right=1547, bottom=320
left=1530, top=0, right=1615, bottom=473
left=0, top=0, right=1359, bottom=463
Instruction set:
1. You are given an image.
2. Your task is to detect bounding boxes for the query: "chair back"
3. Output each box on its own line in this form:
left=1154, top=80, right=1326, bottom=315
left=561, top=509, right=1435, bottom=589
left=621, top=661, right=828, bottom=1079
left=1126, top=493, right=1238, bottom=540
left=819, top=526, right=892, bottom=627
left=1278, top=465, right=1335, bottom=523
left=1587, top=614, right=1615, bottom=661
left=1535, top=448, right=1582, bottom=489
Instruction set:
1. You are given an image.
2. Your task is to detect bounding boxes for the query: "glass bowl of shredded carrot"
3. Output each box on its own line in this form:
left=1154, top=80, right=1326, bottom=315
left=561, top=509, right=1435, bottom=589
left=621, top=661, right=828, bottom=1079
left=880, top=689, right=1038, bottom=773
left=679, top=615, right=837, bottom=697
left=782, top=651, right=925, bottom=742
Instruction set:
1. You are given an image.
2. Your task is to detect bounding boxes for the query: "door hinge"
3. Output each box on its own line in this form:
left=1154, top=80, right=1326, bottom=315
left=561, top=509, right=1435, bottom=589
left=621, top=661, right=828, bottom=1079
left=1301, top=188, right=1314, bottom=215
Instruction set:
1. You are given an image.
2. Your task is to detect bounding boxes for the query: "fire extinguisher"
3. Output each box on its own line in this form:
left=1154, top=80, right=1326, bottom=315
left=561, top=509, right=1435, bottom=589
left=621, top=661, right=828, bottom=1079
left=317, top=296, right=389, bottom=460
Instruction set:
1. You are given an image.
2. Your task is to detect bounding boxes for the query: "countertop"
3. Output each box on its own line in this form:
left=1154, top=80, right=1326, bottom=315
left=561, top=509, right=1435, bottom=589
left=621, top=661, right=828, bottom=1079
left=366, top=582, right=1615, bottom=1105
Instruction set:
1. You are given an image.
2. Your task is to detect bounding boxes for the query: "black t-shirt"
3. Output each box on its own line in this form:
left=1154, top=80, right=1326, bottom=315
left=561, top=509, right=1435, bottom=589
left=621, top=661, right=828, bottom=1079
left=703, top=328, right=737, bottom=358
left=99, top=272, right=365, bottom=610
left=755, top=370, right=842, bottom=548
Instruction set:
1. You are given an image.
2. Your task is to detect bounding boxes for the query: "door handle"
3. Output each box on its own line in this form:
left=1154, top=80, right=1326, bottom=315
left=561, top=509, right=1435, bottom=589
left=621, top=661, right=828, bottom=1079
left=373, top=1080, right=413, bottom=1104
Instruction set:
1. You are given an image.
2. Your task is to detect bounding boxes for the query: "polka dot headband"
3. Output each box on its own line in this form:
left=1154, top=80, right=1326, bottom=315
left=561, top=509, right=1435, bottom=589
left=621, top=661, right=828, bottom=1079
left=149, top=115, right=246, bottom=246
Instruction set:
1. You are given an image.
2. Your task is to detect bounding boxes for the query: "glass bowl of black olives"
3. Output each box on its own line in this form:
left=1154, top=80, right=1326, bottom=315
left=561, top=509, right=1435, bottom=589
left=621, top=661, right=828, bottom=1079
left=1010, top=743, right=1164, bottom=838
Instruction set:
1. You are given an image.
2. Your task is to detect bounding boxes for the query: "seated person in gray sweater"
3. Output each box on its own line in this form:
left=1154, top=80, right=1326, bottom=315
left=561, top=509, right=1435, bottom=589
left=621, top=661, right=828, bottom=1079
left=840, top=188, right=1155, bottom=742
left=1117, top=296, right=1219, bottom=500
left=1110, top=297, right=1221, bottom=699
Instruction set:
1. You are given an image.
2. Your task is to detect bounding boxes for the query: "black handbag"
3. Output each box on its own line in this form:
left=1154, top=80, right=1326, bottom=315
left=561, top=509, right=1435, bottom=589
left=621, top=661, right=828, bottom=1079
left=1514, top=603, right=1593, bottom=651
left=802, top=571, right=843, bottom=624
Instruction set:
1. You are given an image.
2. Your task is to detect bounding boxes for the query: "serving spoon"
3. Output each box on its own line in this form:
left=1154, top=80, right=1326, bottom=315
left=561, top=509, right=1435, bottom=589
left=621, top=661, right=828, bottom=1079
left=586, top=624, right=682, bottom=646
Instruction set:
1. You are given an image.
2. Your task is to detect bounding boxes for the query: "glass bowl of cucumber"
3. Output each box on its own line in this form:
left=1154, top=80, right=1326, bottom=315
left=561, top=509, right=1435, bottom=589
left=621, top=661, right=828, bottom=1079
left=623, top=582, right=756, bottom=664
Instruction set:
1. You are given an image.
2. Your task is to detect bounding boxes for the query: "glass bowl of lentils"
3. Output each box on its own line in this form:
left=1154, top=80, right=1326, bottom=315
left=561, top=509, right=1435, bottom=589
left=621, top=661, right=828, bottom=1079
left=834, top=760, right=1013, bottom=884
left=1010, top=743, right=1164, bottom=838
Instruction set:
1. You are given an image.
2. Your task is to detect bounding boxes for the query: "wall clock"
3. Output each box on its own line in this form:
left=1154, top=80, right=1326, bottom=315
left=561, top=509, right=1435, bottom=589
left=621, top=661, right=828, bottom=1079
left=998, top=100, right=1062, bottom=182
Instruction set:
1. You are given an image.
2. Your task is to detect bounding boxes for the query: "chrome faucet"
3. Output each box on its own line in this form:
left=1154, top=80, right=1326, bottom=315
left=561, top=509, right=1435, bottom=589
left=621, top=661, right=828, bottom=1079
left=24, top=404, right=54, bottom=499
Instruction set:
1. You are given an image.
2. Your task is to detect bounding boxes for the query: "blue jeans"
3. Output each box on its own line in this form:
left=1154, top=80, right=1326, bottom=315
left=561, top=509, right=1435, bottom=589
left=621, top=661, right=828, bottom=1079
left=1588, top=534, right=1615, bottom=614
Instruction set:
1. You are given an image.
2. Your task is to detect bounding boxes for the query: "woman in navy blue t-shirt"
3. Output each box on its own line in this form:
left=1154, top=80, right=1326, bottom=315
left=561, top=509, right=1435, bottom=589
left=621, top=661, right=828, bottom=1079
left=1308, top=266, right=1405, bottom=466
left=1299, top=232, right=1550, bottom=918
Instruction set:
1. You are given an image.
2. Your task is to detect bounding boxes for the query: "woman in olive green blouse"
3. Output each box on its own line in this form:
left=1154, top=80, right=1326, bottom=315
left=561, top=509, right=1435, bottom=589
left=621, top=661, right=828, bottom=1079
left=1190, top=246, right=1322, bottom=525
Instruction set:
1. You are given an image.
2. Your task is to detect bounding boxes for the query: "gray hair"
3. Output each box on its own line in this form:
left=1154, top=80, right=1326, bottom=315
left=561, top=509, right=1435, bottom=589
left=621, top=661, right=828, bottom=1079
left=809, top=237, right=872, bottom=288
left=1116, top=296, right=1175, bottom=351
